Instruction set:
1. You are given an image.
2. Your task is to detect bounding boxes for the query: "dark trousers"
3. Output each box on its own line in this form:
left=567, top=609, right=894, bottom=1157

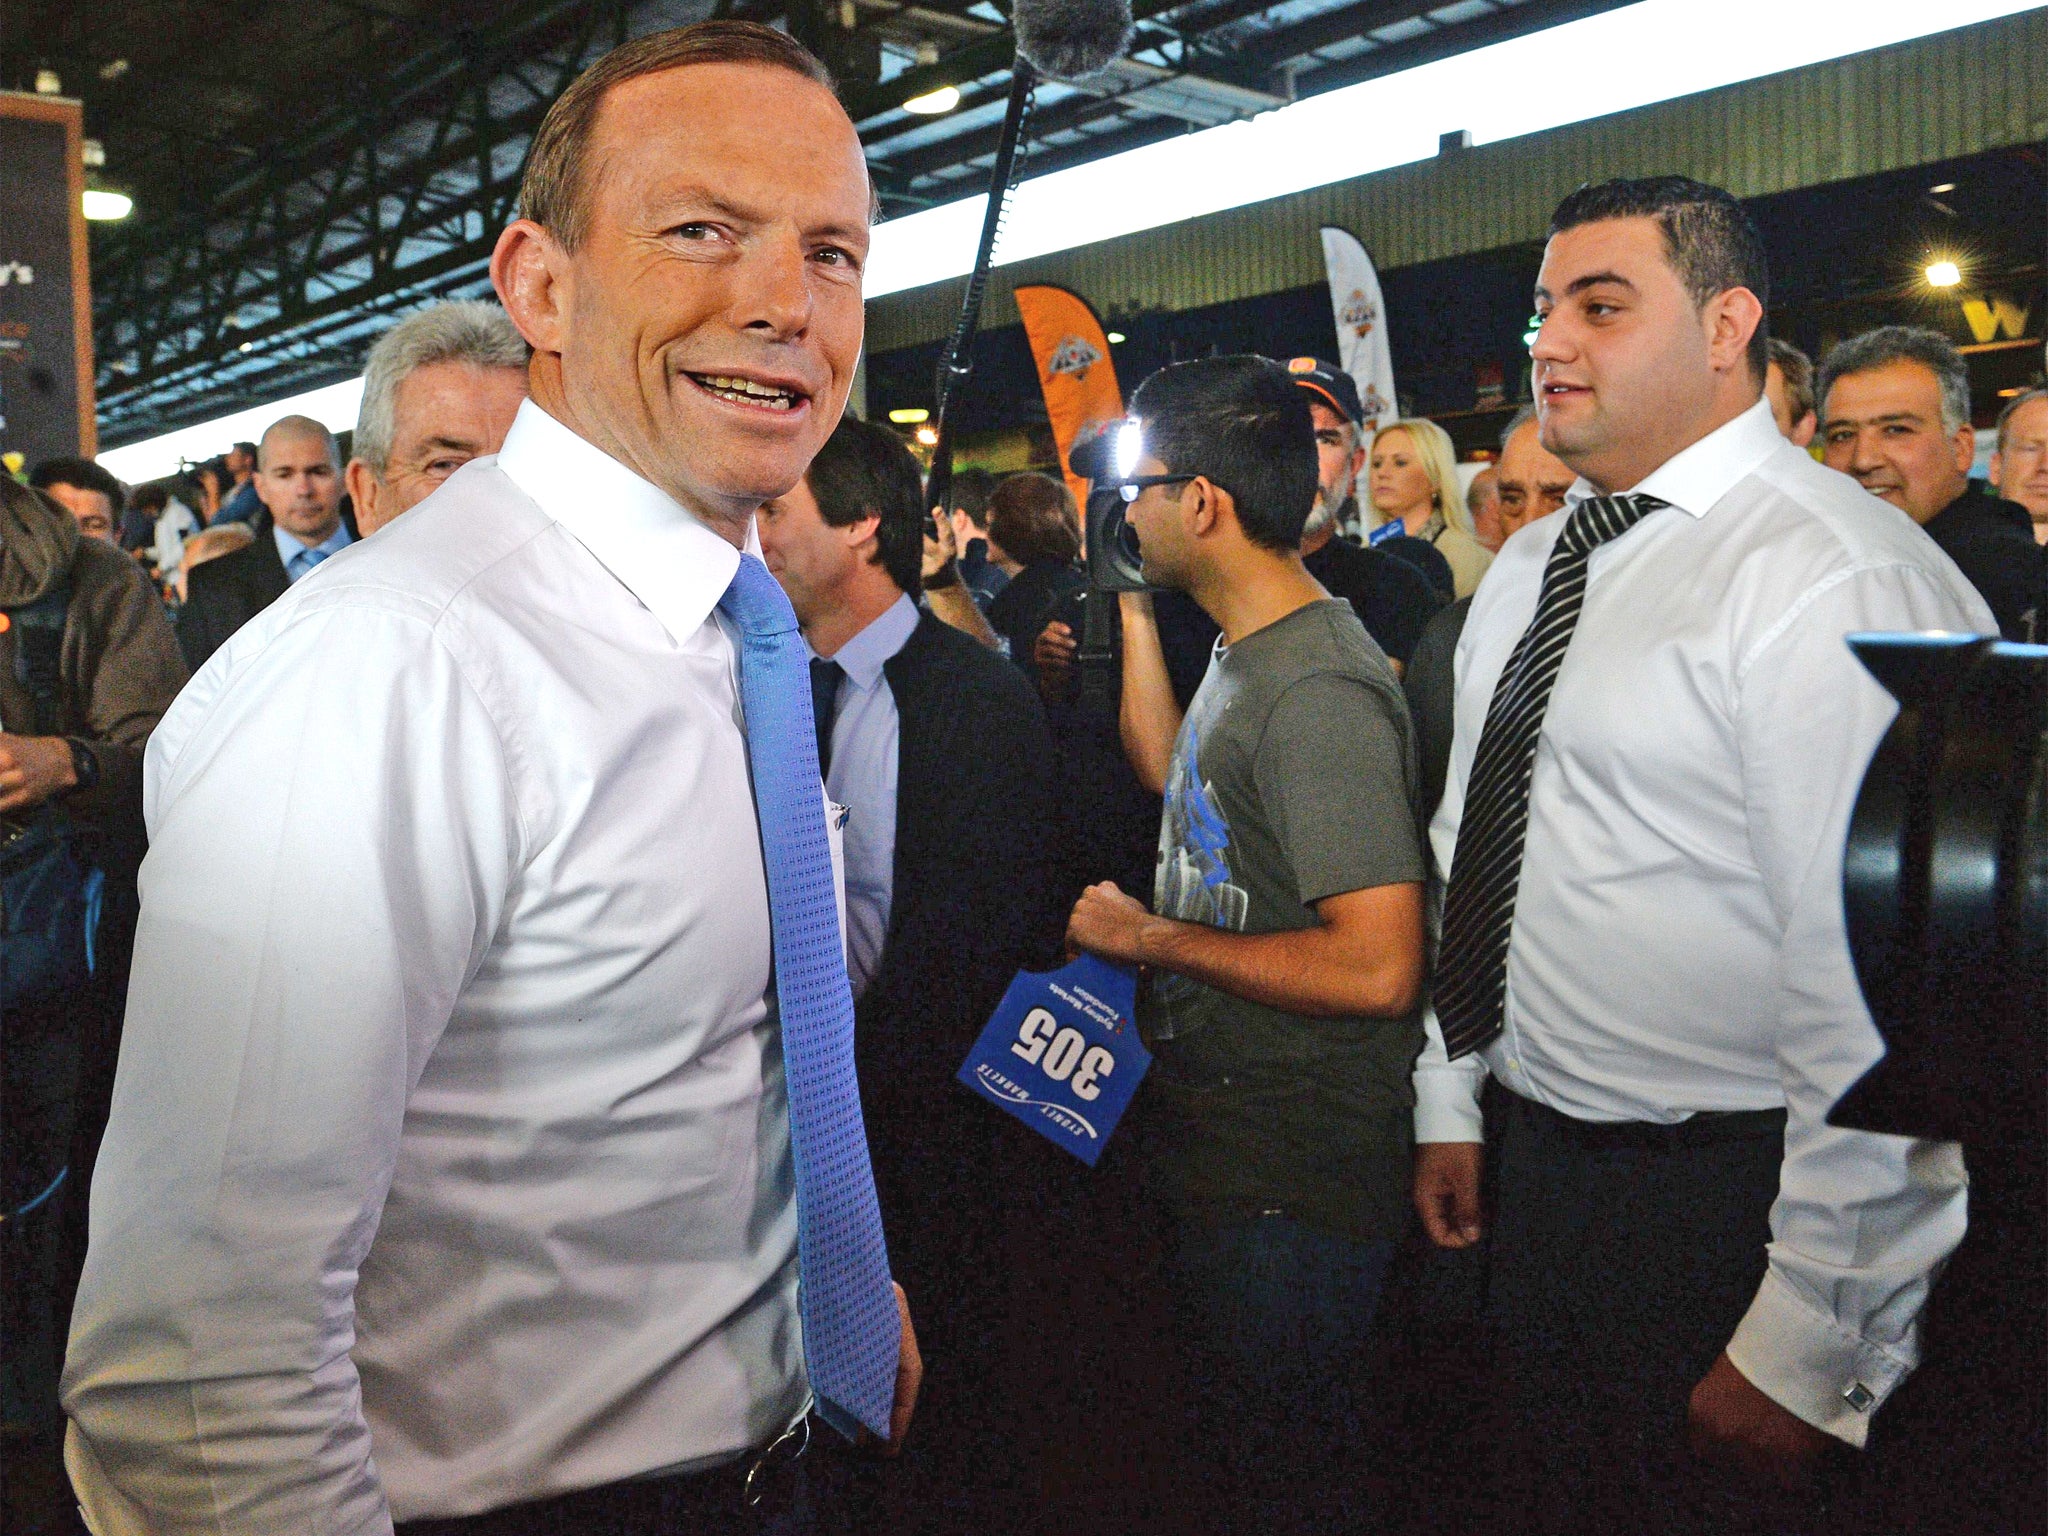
left=393, top=1444, right=814, bottom=1536
left=1485, top=1091, right=1835, bottom=1536
left=1163, top=1212, right=1397, bottom=1531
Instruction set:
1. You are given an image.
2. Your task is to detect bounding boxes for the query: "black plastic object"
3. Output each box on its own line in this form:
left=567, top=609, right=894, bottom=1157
left=1829, top=632, right=2047, bottom=1144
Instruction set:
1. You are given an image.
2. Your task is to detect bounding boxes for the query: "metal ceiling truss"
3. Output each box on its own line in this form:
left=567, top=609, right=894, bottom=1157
left=94, top=0, right=1631, bottom=445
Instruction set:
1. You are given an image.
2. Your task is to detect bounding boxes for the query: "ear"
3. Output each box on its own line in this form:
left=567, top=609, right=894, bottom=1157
left=1186, top=475, right=1228, bottom=540
left=1791, top=411, right=1818, bottom=450
left=841, top=511, right=882, bottom=554
left=1989, top=448, right=2005, bottom=485
left=344, top=459, right=382, bottom=532
left=1703, top=286, right=1765, bottom=377
left=1951, top=423, right=1978, bottom=477
left=492, top=219, right=570, bottom=355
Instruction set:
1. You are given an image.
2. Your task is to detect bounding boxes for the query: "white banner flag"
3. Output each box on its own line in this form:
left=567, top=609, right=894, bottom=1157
left=1319, top=226, right=1398, bottom=432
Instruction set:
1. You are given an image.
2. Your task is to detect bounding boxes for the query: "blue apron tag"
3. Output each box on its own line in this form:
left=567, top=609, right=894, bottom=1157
left=957, top=954, right=1151, bottom=1167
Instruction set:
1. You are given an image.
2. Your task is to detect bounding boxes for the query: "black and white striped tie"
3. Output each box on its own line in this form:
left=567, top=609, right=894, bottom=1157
left=1434, top=492, right=1667, bottom=1060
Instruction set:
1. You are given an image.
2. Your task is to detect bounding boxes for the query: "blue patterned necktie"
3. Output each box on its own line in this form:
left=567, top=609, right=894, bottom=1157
left=1435, top=493, right=1667, bottom=1059
left=289, top=545, right=331, bottom=582
left=718, top=553, right=900, bottom=1441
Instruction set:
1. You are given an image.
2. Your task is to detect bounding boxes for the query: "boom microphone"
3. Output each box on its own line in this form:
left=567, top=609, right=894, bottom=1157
left=925, top=0, right=1132, bottom=517
left=1012, top=0, right=1135, bottom=81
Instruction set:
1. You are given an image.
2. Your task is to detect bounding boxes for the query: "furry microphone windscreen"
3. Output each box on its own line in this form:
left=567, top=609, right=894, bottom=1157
left=1012, top=0, right=1134, bottom=80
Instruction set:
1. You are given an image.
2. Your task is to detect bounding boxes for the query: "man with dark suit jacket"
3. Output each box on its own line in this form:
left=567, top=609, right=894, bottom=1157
left=758, top=415, right=1074, bottom=1528
left=178, top=415, right=354, bottom=671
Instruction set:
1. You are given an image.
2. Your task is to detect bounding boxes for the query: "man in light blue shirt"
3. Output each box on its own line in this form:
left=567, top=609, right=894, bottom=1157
left=758, top=414, right=1066, bottom=1530
left=805, top=587, right=915, bottom=999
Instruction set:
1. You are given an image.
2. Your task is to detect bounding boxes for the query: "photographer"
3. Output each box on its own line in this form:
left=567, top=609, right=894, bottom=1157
left=1062, top=356, right=1426, bottom=1518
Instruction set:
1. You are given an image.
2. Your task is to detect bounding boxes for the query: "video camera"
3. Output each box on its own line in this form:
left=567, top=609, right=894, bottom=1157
left=1069, top=418, right=1151, bottom=593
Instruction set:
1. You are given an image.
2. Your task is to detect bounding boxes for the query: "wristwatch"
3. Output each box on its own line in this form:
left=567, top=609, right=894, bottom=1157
left=66, top=737, right=100, bottom=793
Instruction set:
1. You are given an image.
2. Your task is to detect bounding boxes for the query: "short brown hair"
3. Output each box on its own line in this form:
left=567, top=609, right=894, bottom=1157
left=519, top=21, right=836, bottom=252
left=987, top=473, right=1081, bottom=568
left=1768, top=338, right=1815, bottom=421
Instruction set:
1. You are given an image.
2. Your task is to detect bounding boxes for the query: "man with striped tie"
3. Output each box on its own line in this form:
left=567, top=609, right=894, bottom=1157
left=1411, top=178, right=1992, bottom=1532
left=64, top=21, right=916, bottom=1536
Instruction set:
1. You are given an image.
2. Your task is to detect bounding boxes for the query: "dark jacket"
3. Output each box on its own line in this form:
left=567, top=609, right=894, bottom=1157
left=0, top=479, right=188, bottom=867
left=854, top=612, right=1067, bottom=1308
left=177, top=511, right=289, bottom=672
left=1924, top=481, right=2045, bottom=644
left=986, top=558, right=1085, bottom=671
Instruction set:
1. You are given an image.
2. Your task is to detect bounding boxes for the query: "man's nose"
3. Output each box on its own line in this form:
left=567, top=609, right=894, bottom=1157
left=735, top=231, right=812, bottom=341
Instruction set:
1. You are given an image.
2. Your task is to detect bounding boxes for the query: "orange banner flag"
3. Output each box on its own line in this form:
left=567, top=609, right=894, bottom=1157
left=1014, top=285, right=1124, bottom=511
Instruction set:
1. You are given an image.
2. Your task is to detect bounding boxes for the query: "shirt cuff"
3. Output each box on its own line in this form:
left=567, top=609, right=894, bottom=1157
left=1724, top=1265, right=1915, bottom=1449
left=1413, top=1006, right=1487, bottom=1143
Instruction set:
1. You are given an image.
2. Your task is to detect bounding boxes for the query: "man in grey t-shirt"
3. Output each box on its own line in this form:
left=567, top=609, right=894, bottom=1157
left=1066, top=356, right=1426, bottom=1513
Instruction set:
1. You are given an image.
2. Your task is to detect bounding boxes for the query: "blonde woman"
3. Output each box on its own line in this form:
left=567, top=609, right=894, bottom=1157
left=1367, top=417, right=1494, bottom=598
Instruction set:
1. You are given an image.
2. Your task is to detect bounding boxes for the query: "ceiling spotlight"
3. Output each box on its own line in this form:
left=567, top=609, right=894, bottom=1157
left=34, top=68, right=61, bottom=95
left=1924, top=259, right=1962, bottom=289
left=82, top=138, right=106, bottom=169
left=903, top=84, right=959, bottom=115
left=82, top=189, right=133, bottom=221
left=98, top=58, right=130, bottom=82
left=914, top=424, right=939, bottom=446
left=1106, top=331, right=1126, bottom=344
left=1928, top=182, right=1957, bottom=194
left=238, top=342, right=254, bottom=354
left=888, top=407, right=930, bottom=424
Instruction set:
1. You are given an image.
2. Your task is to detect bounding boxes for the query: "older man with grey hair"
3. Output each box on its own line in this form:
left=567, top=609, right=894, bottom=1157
left=1989, top=384, right=2048, bottom=543
left=345, top=300, right=529, bottom=535
left=1819, top=324, right=2044, bottom=641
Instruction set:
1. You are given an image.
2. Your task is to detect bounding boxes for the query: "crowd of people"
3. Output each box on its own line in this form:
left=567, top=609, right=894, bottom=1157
left=2, top=17, right=2045, bottom=1536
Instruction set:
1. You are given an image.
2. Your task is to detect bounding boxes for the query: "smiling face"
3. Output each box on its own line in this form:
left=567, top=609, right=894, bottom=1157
left=1367, top=428, right=1435, bottom=522
left=1531, top=216, right=1759, bottom=493
left=1818, top=359, right=1974, bottom=524
left=495, top=62, right=871, bottom=536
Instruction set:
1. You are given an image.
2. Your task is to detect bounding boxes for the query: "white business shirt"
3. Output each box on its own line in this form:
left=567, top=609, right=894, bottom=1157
left=1413, top=398, right=1994, bottom=1446
left=63, top=401, right=823, bottom=1534
left=810, top=593, right=917, bottom=999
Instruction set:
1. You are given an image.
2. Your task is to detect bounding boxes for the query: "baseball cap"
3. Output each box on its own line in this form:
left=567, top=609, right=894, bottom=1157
left=1285, top=357, right=1363, bottom=424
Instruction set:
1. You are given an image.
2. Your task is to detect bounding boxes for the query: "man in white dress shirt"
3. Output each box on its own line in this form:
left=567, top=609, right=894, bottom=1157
left=62, top=21, right=916, bottom=1536
left=1409, top=177, right=1991, bottom=1531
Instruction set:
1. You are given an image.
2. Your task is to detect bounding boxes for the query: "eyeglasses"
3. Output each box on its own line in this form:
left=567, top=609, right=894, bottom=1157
left=1112, top=473, right=1198, bottom=504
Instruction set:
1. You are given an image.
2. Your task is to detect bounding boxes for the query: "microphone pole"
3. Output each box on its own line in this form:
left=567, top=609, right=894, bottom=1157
left=925, top=59, right=1036, bottom=521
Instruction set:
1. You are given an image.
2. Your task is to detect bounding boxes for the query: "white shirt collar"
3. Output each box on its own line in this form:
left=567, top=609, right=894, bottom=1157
left=812, top=592, right=919, bottom=690
left=1565, top=396, right=1785, bottom=521
left=495, top=399, right=756, bottom=645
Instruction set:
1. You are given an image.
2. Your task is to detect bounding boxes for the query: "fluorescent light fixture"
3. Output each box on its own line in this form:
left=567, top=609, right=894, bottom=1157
left=902, top=85, right=960, bottom=115
left=1928, top=181, right=1958, bottom=193
left=1106, top=331, right=1126, bottom=344
left=888, top=406, right=931, bottom=424
left=82, top=189, right=133, bottom=221
left=914, top=423, right=940, bottom=445
left=1925, top=259, right=1962, bottom=288
left=99, top=376, right=366, bottom=485
left=863, top=0, right=2038, bottom=299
